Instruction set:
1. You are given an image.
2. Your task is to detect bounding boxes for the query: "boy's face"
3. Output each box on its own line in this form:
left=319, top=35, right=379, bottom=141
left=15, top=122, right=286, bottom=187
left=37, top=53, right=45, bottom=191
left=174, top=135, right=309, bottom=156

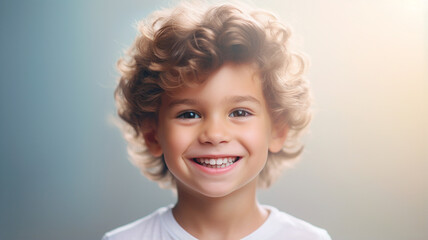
left=146, top=62, right=286, bottom=198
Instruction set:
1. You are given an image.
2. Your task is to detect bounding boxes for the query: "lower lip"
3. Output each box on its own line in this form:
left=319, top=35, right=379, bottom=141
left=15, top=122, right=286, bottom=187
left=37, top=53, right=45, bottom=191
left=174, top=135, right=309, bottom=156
left=190, top=159, right=240, bottom=175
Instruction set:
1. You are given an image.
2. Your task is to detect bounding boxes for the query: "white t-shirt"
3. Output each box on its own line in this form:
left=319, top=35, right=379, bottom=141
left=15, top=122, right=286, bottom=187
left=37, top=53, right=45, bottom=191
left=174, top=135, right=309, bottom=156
left=102, top=205, right=332, bottom=240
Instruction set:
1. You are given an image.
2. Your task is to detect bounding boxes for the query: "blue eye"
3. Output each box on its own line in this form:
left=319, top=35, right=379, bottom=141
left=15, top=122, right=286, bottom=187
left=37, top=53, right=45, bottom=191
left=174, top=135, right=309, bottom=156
left=229, top=109, right=252, bottom=117
left=177, top=111, right=201, bottom=119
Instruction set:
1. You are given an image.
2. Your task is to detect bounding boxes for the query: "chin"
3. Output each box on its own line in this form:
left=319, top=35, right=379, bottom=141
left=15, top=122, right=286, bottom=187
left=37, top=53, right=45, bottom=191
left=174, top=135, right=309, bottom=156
left=177, top=180, right=239, bottom=199
left=199, top=188, right=236, bottom=198
left=192, top=179, right=256, bottom=199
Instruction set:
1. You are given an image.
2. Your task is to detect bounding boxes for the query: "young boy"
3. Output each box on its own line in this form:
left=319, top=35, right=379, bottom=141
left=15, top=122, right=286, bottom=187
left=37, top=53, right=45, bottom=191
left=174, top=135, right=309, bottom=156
left=104, top=1, right=331, bottom=239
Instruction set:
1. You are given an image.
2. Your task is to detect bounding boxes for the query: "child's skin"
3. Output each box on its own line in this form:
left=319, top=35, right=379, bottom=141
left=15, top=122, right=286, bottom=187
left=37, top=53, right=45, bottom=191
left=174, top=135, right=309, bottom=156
left=143, top=62, right=288, bottom=240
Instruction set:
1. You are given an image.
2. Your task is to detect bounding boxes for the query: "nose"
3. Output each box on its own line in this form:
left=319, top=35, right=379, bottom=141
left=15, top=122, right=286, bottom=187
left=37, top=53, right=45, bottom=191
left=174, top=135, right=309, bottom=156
left=198, top=117, right=230, bottom=145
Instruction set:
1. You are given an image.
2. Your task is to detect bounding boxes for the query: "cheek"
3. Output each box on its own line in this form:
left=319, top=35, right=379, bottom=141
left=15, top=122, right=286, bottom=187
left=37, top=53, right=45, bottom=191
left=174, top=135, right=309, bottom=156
left=160, top=124, right=195, bottom=159
left=238, top=120, right=271, bottom=155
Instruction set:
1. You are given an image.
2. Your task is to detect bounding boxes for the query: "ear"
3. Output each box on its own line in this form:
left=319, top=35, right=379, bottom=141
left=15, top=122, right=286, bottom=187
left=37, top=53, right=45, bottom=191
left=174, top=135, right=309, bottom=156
left=268, top=124, right=289, bottom=153
left=142, top=123, right=163, bottom=157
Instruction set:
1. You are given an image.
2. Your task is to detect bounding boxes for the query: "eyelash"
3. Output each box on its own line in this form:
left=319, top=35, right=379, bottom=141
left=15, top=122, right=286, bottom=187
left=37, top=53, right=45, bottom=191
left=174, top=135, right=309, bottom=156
left=177, top=111, right=201, bottom=119
left=228, top=109, right=252, bottom=118
left=176, top=109, right=252, bottom=119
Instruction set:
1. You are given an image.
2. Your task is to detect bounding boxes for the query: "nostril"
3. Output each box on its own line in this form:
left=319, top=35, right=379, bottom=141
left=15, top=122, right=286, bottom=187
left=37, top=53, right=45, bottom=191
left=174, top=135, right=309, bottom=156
left=198, top=119, right=230, bottom=145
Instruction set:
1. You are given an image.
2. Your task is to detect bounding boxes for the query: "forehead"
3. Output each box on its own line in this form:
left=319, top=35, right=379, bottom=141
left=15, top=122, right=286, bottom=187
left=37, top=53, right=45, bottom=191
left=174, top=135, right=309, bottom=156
left=164, top=62, right=263, bottom=100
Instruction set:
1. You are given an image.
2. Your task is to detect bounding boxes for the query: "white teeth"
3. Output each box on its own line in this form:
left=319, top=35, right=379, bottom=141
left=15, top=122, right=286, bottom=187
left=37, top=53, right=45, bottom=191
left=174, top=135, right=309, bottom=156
left=194, top=157, right=239, bottom=168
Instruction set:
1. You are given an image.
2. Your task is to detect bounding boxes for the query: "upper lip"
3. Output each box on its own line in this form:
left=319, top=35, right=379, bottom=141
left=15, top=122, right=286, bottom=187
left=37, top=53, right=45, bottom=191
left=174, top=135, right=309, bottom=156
left=187, top=155, right=241, bottom=159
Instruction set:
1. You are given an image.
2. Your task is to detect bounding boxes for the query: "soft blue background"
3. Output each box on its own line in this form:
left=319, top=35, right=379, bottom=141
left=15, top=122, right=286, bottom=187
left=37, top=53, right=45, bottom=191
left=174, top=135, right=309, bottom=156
left=1, top=1, right=427, bottom=240
left=0, top=1, right=174, bottom=239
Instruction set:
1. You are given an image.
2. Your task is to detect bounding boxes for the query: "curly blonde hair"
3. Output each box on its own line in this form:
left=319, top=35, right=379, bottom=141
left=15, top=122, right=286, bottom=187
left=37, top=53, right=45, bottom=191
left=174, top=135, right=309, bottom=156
left=115, top=1, right=311, bottom=189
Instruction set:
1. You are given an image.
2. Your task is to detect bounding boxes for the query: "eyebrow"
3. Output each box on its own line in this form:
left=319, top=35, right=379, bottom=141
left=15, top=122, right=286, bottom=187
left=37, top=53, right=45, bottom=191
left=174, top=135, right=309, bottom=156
left=167, top=95, right=261, bottom=108
left=167, top=98, right=199, bottom=108
left=226, top=95, right=261, bottom=106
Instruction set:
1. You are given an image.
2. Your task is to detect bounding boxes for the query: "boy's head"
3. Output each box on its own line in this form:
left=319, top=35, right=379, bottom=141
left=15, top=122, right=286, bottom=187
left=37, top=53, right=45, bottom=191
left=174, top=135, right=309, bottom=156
left=115, top=1, right=311, bottom=190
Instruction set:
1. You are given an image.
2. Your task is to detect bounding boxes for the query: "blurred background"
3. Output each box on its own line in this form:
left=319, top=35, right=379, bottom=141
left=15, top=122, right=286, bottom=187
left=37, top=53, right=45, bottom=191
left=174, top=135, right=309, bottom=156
left=0, top=0, right=427, bottom=239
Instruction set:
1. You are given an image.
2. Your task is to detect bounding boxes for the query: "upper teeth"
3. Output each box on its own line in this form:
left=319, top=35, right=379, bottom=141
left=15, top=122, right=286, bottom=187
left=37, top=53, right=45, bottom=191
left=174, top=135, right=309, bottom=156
left=195, top=157, right=236, bottom=166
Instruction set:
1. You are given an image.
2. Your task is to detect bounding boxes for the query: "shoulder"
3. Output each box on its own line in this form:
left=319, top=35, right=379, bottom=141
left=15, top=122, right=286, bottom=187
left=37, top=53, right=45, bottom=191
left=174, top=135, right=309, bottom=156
left=102, top=206, right=171, bottom=240
left=246, top=205, right=332, bottom=240
left=274, top=207, right=331, bottom=240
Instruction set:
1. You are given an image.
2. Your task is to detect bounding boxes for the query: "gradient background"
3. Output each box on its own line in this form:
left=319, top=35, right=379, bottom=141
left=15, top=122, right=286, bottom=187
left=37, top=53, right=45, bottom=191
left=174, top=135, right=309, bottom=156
left=1, top=0, right=427, bottom=239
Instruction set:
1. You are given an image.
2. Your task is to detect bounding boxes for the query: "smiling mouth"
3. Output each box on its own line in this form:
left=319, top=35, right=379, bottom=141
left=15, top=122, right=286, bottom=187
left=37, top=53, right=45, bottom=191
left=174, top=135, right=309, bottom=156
left=192, top=157, right=241, bottom=168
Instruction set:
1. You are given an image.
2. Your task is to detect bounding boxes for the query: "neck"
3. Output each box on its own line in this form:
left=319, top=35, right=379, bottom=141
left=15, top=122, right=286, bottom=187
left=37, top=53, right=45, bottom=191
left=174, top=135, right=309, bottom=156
left=172, top=179, right=268, bottom=240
